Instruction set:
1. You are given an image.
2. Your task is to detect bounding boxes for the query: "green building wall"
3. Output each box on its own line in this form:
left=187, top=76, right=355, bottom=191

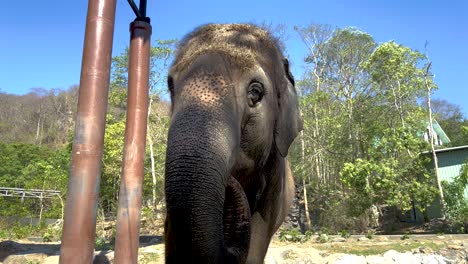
left=403, top=146, right=468, bottom=222
left=436, top=148, right=468, bottom=199
left=424, top=146, right=468, bottom=220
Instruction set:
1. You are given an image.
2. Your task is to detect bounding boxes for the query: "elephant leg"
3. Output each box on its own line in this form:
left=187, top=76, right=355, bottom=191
left=246, top=212, right=271, bottom=264
left=246, top=161, right=295, bottom=264
left=274, top=162, right=295, bottom=231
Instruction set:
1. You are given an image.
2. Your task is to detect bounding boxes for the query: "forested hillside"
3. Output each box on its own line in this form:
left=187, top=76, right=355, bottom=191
left=0, top=39, right=176, bottom=222
left=0, top=24, right=466, bottom=233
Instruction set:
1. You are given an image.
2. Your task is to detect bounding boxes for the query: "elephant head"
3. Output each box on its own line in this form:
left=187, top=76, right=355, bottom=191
left=164, top=24, right=302, bottom=263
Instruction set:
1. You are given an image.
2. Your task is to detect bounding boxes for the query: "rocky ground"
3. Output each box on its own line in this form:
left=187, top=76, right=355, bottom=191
left=1, top=234, right=467, bottom=264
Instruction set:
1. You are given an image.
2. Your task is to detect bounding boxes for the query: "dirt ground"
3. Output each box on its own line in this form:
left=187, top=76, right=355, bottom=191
left=1, top=234, right=467, bottom=264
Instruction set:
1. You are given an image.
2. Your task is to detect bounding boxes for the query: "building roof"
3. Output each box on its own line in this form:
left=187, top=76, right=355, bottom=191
left=422, top=145, right=468, bottom=155
left=430, top=120, right=451, bottom=145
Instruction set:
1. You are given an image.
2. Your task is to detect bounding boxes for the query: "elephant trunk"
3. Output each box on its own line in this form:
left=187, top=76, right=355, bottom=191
left=164, top=105, right=250, bottom=263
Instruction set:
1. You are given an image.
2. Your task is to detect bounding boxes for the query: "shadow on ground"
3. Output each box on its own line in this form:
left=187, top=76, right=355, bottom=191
left=0, top=235, right=163, bottom=263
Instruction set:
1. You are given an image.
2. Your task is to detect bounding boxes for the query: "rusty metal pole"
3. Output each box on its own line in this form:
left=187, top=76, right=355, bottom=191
left=114, top=19, right=152, bottom=264
left=59, top=0, right=116, bottom=263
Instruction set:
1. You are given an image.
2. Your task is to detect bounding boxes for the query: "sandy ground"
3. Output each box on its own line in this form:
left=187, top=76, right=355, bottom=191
left=1, top=234, right=467, bottom=263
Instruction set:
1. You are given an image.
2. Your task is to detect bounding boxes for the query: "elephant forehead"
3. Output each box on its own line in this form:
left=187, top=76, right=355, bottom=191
left=171, top=24, right=281, bottom=74
left=180, top=72, right=231, bottom=107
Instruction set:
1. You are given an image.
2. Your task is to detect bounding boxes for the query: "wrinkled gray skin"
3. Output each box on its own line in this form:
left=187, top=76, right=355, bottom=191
left=164, top=24, right=302, bottom=264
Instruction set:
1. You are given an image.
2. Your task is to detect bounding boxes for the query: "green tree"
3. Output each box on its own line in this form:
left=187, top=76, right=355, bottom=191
left=293, top=24, right=441, bottom=232
left=21, top=148, right=70, bottom=219
left=0, top=142, right=67, bottom=219
left=99, top=39, right=176, bottom=215
left=442, top=162, right=468, bottom=225
left=100, top=115, right=126, bottom=213
left=340, top=130, right=437, bottom=215
left=292, top=25, right=378, bottom=231
left=341, top=41, right=438, bottom=218
left=430, top=99, right=468, bottom=147
left=109, top=39, right=176, bottom=109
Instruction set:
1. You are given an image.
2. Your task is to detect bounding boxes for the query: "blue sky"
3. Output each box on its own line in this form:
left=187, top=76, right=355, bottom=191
left=1, top=0, right=467, bottom=115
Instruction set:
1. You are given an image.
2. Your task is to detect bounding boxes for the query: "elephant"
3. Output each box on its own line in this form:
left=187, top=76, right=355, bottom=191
left=164, top=24, right=303, bottom=264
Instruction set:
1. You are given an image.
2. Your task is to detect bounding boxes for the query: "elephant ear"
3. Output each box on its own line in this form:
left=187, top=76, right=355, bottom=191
left=274, top=58, right=303, bottom=157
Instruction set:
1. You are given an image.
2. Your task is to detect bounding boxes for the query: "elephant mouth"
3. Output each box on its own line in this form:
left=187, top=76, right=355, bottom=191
left=222, top=175, right=251, bottom=259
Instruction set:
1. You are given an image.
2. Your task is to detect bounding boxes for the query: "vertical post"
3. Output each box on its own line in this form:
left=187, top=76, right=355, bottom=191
left=59, top=0, right=116, bottom=263
left=139, top=0, right=147, bottom=17
left=114, top=20, right=152, bottom=264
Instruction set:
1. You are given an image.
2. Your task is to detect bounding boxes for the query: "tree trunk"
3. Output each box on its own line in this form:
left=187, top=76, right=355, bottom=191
left=39, top=195, right=44, bottom=223
left=39, top=179, right=46, bottom=223
left=58, top=195, right=65, bottom=220
left=35, top=117, right=41, bottom=144
left=147, top=96, right=157, bottom=206
left=301, top=130, right=312, bottom=230
left=39, top=118, right=44, bottom=145
left=425, top=66, right=445, bottom=217
left=149, top=136, right=157, bottom=206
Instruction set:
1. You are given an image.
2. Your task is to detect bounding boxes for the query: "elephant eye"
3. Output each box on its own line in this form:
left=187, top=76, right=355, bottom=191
left=247, top=81, right=264, bottom=107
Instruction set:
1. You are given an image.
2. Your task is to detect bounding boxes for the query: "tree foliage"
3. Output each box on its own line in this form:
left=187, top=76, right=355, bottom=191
left=0, top=39, right=175, bottom=221
left=0, top=142, right=68, bottom=218
left=0, top=24, right=466, bottom=235
left=442, top=162, right=468, bottom=224
left=430, top=99, right=468, bottom=147
left=290, top=24, right=455, bottom=232
left=0, top=87, right=78, bottom=147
